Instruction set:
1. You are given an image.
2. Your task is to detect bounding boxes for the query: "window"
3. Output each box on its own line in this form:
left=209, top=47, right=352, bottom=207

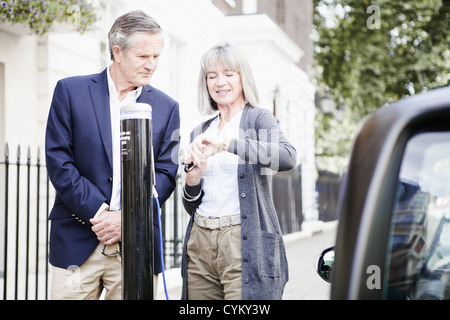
left=386, top=131, right=450, bottom=299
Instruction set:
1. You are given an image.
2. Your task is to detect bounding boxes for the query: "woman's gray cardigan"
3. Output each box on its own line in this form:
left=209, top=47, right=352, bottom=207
left=181, top=104, right=297, bottom=300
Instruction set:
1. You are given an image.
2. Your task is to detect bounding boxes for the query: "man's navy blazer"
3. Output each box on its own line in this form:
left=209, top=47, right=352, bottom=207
left=45, top=68, right=180, bottom=273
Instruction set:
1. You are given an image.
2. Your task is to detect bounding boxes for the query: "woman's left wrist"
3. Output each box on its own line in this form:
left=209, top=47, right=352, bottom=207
left=218, top=136, right=229, bottom=153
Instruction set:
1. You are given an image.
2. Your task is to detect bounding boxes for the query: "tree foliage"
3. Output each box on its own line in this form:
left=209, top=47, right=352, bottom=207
left=0, top=0, right=97, bottom=35
left=314, top=0, right=450, bottom=171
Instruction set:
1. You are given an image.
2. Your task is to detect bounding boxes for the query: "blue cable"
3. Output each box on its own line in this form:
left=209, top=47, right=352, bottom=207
left=154, top=190, right=169, bottom=300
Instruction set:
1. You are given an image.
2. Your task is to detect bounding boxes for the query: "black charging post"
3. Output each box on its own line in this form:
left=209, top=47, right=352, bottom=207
left=120, top=102, right=154, bottom=300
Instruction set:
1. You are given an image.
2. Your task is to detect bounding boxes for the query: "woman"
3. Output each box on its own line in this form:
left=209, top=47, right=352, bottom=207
left=181, top=42, right=297, bottom=300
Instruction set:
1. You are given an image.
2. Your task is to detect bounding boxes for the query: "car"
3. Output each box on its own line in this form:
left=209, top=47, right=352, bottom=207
left=315, top=85, right=450, bottom=299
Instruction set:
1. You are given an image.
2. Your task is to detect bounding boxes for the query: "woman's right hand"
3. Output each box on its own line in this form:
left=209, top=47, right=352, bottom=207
left=184, top=134, right=208, bottom=186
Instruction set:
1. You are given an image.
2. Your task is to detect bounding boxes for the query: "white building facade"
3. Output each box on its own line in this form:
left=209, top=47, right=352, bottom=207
left=0, top=0, right=317, bottom=221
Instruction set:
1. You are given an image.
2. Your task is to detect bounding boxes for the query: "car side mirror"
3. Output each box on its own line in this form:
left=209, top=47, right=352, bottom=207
left=315, top=246, right=335, bottom=283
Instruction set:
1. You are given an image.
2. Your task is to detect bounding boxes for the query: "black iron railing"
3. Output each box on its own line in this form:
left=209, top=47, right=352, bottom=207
left=1, top=143, right=306, bottom=300
left=317, top=170, right=343, bottom=222
left=0, top=143, right=189, bottom=300
left=0, top=144, right=51, bottom=300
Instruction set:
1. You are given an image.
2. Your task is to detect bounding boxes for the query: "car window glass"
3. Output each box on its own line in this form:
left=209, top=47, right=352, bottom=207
left=386, top=131, right=450, bottom=300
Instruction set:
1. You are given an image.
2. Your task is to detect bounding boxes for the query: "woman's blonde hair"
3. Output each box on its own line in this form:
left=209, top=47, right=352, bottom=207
left=197, top=42, right=259, bottom=115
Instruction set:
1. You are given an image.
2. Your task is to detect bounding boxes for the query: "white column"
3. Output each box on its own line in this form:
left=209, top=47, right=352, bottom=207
left=0, top=62, right=4, bottom=154
left=242, top=0, right=257, bottom=14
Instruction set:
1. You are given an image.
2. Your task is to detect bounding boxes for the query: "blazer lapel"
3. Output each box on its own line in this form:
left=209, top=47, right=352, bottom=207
left=89, top=69, right=113, bottom=168
left=137, top=85, right=153, bottom=105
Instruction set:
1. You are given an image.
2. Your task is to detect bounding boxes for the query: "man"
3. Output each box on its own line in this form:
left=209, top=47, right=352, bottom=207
left=45, top=10, right=180, bottom=299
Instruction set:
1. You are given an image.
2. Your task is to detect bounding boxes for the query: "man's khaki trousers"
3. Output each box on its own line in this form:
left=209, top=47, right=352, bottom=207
left=51, top=242, right=160, bottom=300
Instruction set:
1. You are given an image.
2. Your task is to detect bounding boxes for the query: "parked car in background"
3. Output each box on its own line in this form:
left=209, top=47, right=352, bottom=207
left=315, top=86, right=450, bottom=299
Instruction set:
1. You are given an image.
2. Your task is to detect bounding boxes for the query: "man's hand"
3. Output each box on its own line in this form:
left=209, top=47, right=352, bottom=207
left=90, top=210, right=121, bottom=245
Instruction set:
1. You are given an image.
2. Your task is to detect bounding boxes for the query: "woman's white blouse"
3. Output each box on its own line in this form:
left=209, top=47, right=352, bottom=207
left=196, top=110, right=243, bottom=218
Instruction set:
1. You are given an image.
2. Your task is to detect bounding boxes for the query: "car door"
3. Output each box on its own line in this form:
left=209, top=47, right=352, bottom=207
left=326, top=86, right=450, bottom=299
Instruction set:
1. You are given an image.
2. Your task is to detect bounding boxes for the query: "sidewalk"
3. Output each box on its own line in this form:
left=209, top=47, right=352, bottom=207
left=283, top=220, right=337, bottom=299
left=155, top=220, right=337, bottom=300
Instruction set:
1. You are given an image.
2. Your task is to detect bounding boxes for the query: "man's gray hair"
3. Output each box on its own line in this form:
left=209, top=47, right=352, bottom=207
left=108, top=10, right=163, bottom=60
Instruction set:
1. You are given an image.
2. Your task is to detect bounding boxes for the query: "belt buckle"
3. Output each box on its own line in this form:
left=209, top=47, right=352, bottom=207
left=206, top=216, right=219, bottom=229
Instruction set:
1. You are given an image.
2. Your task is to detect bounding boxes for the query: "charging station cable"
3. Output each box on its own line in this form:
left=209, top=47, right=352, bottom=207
left=153, top=186, right=169, bottom=300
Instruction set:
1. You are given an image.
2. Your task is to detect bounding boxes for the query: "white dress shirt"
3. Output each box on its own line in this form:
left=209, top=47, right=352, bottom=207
left=196, top=110, right=242, bottom=218
left=104, top=66, right=143, bottom=212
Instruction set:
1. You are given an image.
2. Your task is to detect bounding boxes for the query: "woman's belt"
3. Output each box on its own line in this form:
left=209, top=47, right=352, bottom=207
left=194, top=212, right=241, bottom=230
